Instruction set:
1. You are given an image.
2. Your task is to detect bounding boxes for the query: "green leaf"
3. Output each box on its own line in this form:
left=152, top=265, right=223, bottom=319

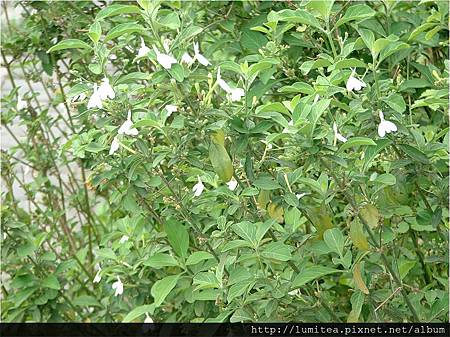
left=96, top=4, right=141, bottom=20
left=336, top=5, right=376, bottom=27
left=398, top=259, right=416, bottom=280
left=186, top=251, right=214, bottom=266
left=96, top=248, right=116, bottom=260
left=333, top=58, right=367, bottom=70
left=143, top=253, right=179, bottom=268
left=240, top=30, right=268, bottom=52
left=374, top=173, right=397, bottom=186
left=123, top=304, right=155, bottom=322
left=386, top=93, right=406, bottom=113
left=323, top=228, right=345, bottom=257
left=292, top=265, right=342, bottom=288
left=41, top=275, right=60, bottom=290
left=164, top=218, right=189, bottom=258
left=347, top=291, right=365, bottom=322
left=193, top=272, right=220, bottom=291
left=17, top=242, right=35, bottom=258
left=278, top=82, right=314, bottom=94
left=338, top=137, right=377, bottom=152
left=47, top=39, right=92, bottom=53
left=307, top=0, right=334, bottom=22
left=253, top=175, right=281, bottom=190
left=151, top=274, right=180, bottom=307
left=105, top=23, right=144, bottom=42
left=115, top=72, right=150, bottom=84
left=232, top=221, right=257, bottom=248
left=267, top=9, right=322, bottom=30
left=398, top=144, right=429, bottom=164
left=158, top=12, right=180, bottom=30
left=73, top=295, right=102, bottom=307
left=88, top=21, right=102, bottom=43
left=261, top=242, right=293, bottom=262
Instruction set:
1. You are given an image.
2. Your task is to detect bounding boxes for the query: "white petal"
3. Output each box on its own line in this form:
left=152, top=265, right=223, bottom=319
left=192, top=176, right=205, bottom=197
left=112, top=277, right=123, bottom=296
left=118, top=120, right=133, bottom=135
left=385, top=120, right=397, bottom=133
left=87, top=85, right=103, bottom=109
left=157, top=53, right=177, bottom=69
left=378, top=123, right=387, bottom=138
left=218, top=78, right=231, bottom=93
left=119, top=235, right=129, bottom=244
left=336, top=133, right=348, bottom=143
left=346, top=75, right=366, bottom=92
left=98, top=78, right=115, bottom=100
left=165, top=104, right=178, bottom=116
left=193, top=42, right=200, bottom=55
left=379, top=110, right=385, bottom=121
left=109, top=137, right=120, bottom=155
left=195, top=53, right=210, bottom=66
left=230, top=88, right=245, bottom=102
left=296, top=193, right=307, bottom=199
left=93, top=270, right=102, bottom=283
left=144, top=313, right=153, bottom=323
left=226, top=178, right=238, bottom=191
left=181, top=52, right=194, bottom=65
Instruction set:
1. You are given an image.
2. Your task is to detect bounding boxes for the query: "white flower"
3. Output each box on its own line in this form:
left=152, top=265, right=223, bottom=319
left=87, top=84, right=103, bottom=109
left=137, top=37, right=151, bottom=58
left=153, top=46, right=177, bottom=69
left=98, top=77, right=115, bottom=100
left=109, top=136, right=120, bottom=155
left=216, top=67, right=244, bottom=101
left=346, top=70, right=366, bottom=92
left=181, top=52, right=194, bottom=66
left=333, top=122, right=348, bottom=143
left=165, top=105, right=178, bottom=117
left=193, top=42, right=210, bottom=66
left=119, top=235, right=129, bottom=244
left=192, top=176, right=205, bottom=197
left=296, top=193, right=307, bottom=199
left=16, top=95, right=27, bottom=110
left=377, top=111, right=397, bottom=138
left=118, top=110, right=139, bottom=136
left=313, top=94, right=320, bottom=103
left=93, top=268, right=102, bottom=283
left=112, top=276, right=123, bottom=296
left=226, top=178, right=238, bottom=191
left=144, top=313, right=153, bottom=323
left=229, top=88, right=245, bottom=102
left=288, top=289, right=301, bottom=296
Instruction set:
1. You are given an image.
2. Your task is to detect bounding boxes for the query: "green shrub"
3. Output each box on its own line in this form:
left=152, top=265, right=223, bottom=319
left=1, top=0, right=448, bottom=323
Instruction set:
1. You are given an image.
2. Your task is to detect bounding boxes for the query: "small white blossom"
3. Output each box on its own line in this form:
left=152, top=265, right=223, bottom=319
left=118, top=110, right=139, bottom=136
left=87, top=84, right=103, bottom=109
left=165, top=105, right=178, bottom=117
left=181, top=52, right=194, bottom=66
left=313, top=94, right=320, bottom=103
left=193, top=42, right=210, bottom=66
left=93, top=267, right=102, bottom=283
left=112, top=276, right=123, bottom=296
left=377, top=111, right=397, bottom=138
left=16, top=95, right=27, bottom=110
left=119, top=235, right=129, bottom=244
left=346, top=70, right=366, bottom=92
left=109, top=136, right=120, bottom=155
left=288, top=289, right=301, bottom=296
left=296, top=193, right=307, bottom=199
left=144, top=313, right=153, bottom=323
left=282, top=120, right=294, bottom=134
left=137, top=37, right=151, bottom=58
left=192, top=176, right=205, bottom=197
left=98, top=77, right=115, bottom=100
left=216, top=67, right=245, bottom=101
left=153, top=46, right=177, bottom=69
left=226, top=178, right=238, bottom=191
left=333, top=122, right=348, bottom=143
left=229, top=88, right=245, bottom=102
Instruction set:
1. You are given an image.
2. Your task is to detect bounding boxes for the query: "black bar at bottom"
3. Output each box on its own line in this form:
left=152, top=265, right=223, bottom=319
left=0, top=323, right=449, bottom=337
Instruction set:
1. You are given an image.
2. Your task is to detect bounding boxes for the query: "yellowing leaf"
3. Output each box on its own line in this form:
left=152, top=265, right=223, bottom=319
left=312, top=207, right=334, bottom=240
left=267, top=202, right=284, bottom=223
left=350, top=220, right=369, bottom=251
left=209, top=141, right=233, bottom=182
left=360, top=204, right=379, bottom=228
left=257, top=190, right=271, bottom=210
left=353, top=262, right=369, bottom=294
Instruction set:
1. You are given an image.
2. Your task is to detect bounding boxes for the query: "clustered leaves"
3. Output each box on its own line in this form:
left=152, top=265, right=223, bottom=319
left=1, top=0, right=448, bottom=323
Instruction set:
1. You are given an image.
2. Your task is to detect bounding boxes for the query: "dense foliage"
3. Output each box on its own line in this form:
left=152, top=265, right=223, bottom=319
left=1, top=0, right=448, bottom=323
